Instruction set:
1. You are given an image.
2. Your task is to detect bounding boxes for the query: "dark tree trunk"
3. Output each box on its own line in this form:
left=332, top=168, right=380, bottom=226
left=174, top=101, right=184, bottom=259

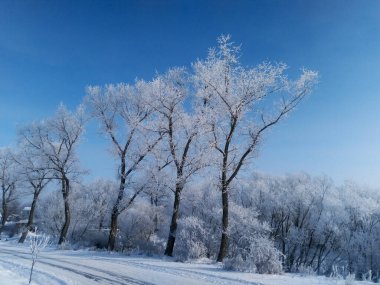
left=152, top=195, right=159, bottom=233
left=19, top=192, right=39, bottom=243
left=0, top=188, right=8, bottom=236
left=99, top=217, right=104, bottom=231
left=108, top=210, right=119, bottom=251
left=58, top=176, right=71, bottom=245
left=287, top=246, right=297, bottom=271
left=317, top=247, right=323, bottom=275
left=107, top=156, right=126, bottom=251
left=216, top=118, right=236, bottom=263
left=163, top=115, right=194, bottom=257
left=217, top=184, right=229, bottom=262
left=164, top=181, right=182, bottom=256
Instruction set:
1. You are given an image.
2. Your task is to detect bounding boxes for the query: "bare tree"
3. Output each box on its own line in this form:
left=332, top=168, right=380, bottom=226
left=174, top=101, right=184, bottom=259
left=13, top=144, right=52, bottom=243
left=20, top=104, right=85, bottom=244
left=86, top=81, right=162, bottom=251
left=193, top=35, right=318, bottom=261
left=150, top=68, right=206, bottom=256
left=0, top=148, right=18, bottom=235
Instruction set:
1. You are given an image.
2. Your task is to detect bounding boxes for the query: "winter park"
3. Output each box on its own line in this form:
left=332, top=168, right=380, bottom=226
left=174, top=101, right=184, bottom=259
left=1, top=1, right=380, bottom=284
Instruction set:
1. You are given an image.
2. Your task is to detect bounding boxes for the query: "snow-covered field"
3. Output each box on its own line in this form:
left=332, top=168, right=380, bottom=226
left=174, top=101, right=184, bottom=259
left=0, top=240, right=372, bottom=285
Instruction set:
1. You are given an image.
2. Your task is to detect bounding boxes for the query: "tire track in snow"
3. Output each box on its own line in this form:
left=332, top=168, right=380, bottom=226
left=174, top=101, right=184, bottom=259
left=53, top=254, right=263, bottom=285
left=0, top=248, right=154, bottom=285
left=47, top=254, right=263, bottom=285
left=115, top=259, right=263, bottom=285
left=0, top=256, right=67, bottom=285
left=38, top=255, right=261, bottom=285
left=0, top=247, right=263, bottom=285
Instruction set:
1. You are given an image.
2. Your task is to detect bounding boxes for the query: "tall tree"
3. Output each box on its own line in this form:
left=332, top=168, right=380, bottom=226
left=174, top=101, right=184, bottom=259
left=193, top=35, right=318, bottom=261
left=20, top=105, right=85, bottom=244
left=13, top=143, right=52, bottom=243
left=150, top=68, right=206, bottom=256
left=0, top=148, right=18, bottom=235
left=86, top=80, right=162, bottom=251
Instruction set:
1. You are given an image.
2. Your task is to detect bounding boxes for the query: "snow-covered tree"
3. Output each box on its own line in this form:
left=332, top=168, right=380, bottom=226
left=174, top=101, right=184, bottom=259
left=0, top=148, right=19, bottom=235
left=68, top=179, right=117, bottom=247
left=149, top=68, right=207, bottom=256
left=19, top=104, right=85, bottom=244
left=142, top=164, right=171, bottom=235
left=193, top=35, right=318, bottom=261
left=13, top=144, right=52, bottom=243
left=234, top=172, right=380, bottom=278
left=86, top=81, right=162, bottom=251
left=337, top=182, right=380, bottom=278
left=176, top=178, right=221, bottom=259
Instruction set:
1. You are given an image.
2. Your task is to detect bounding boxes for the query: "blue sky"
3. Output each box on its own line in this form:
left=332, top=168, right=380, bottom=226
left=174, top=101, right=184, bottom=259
left=1, top=1, right=380, bottom=186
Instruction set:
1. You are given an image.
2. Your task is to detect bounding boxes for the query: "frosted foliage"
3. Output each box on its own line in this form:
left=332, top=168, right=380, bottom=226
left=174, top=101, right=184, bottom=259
left=86, top=80, right=159, bottom=159
left=36, top=191, right=64, bottom=237
left=0, top=149, right=17, bottom=190
left=0, top=148, right=19, bottom=231
left=48, top=105, right=84, bottom=169
left=28, top=232, right=49, bottom=284
left=68, top=183, right=114, bottom=243
left=179, top=181, right=222, bottom=258
left=149, top=67, right=209, bottom=180
left=87, top=82, right=152, bottom=131
left=118, top=201, right=166, bottom=253
left=223, top=202, right=282, bottom=273
left=175, top=216, right=208, bottom=260
left=237, top=173, right=380, bottom=279
left=193, top=35, right=318, bottom=167
left=19, top=104, right=84, bottom=178
left=224, top=237, right=283, bottom=274
left=229, top=202, right=264, bottom=237
left=189, top=36, right=319, bottom=206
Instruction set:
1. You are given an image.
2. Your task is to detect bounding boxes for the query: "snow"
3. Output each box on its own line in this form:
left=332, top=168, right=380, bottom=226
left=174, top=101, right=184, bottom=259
left=0, top=240, right=374, bottom=285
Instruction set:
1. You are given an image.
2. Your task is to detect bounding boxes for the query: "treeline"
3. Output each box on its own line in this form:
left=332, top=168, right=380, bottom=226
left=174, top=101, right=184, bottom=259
left=4, top=35, right=378, bottom=280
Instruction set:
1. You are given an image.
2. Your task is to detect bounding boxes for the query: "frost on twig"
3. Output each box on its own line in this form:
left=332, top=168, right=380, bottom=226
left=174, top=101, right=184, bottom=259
left=28, top=230, right=49, bottom=284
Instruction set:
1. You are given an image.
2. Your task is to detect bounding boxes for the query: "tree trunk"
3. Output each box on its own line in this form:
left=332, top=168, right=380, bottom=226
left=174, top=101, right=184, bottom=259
left=152, top=196, right=158, bottom=233
left=108, top=210, right=119, bottom=251
left=217, top=184, right=229, bottom=262
left=58, top=177, right=71, bottom=245
left=19, top=192, right=39, bottom=243
left=0, top=189, right=8, bottom=236
left=107, top=155, right=126, bottom=251
left=164, top=182, right=182, bottom=256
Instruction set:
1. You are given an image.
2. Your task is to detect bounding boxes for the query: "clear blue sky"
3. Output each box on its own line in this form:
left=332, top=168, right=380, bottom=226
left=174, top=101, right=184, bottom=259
left=1, top=0, right=380, bottom=186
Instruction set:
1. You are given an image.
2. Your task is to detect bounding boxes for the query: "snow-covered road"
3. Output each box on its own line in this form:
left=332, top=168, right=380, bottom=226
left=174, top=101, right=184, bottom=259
left=0, top=242, right=262, bottom=285
left=0, top=241, right=370, bottom=285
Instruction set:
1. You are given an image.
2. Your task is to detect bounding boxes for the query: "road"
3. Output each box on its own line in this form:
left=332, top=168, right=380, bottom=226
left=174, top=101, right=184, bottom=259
left=0, top=242, right=261, bottom=285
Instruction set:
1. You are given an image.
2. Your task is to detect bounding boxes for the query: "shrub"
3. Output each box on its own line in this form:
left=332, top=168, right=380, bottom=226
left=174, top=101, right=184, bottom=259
left=223, top=236, right=283, bottom=274
left=175, top=216, right=208, bottom=261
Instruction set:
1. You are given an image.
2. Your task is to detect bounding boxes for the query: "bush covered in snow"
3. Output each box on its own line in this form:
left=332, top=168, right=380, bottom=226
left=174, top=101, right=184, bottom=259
left=174, top=216, right=208, bottom=261
left=223, top=229, right=282, bottom=274
left=223, top=203, right=283, bottom=273
left=223, top=237, right=283, bottom=273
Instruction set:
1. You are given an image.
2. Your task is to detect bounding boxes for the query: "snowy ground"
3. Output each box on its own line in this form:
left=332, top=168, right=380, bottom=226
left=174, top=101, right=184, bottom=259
left=0, top=240, right=373, bottom=285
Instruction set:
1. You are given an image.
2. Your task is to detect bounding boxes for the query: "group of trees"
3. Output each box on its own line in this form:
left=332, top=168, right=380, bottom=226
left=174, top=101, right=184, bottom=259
left=240, top=174, right=380, bottom=279
left=5, top=35, right=377, bottom=279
